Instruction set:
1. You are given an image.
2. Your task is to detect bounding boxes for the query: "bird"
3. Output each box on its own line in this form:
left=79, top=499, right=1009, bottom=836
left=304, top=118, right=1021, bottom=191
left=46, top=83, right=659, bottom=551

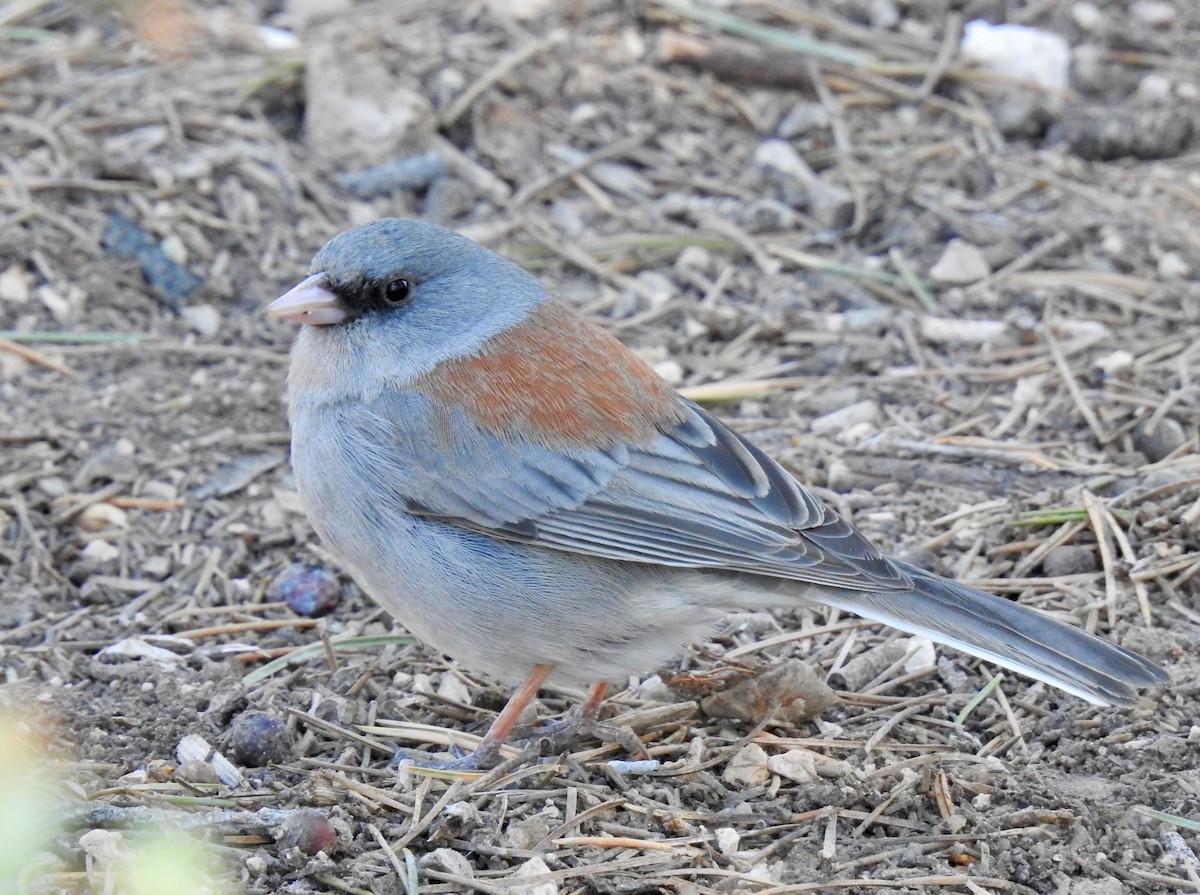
left=266, top=218, right=1165, bottom=767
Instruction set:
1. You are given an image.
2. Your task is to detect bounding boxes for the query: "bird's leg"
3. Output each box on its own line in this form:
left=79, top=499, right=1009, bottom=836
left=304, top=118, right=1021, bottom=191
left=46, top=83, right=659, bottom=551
left=407, top=663, right=556, bottom=771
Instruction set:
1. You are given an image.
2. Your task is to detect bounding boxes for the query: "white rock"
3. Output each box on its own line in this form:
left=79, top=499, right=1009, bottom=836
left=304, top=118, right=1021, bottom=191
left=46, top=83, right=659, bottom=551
left=920, top=316, right=1006, bottom=344
left=1158, top=251, right=1190, bottom=280
left=929, top=239, right=990, bottom=285
left=81, top=540, right=121, bottom=563
left=902, top=637, right=937, bottom=672
left=1071, top=1, right=1104, bottom=31
left=77, top=503, right=128, bottom=532
left=960, top=21, right=1070, bottom=93
left=182, top=304, right=221, bottom=336
left=810, top=399, right=879, bottom=436
left=752, top=139, right=815, bottom=181
left=768, top=748, right=819, bottom=784
left=1094, top=349, right=1134, bottom=375
left=652, top=359, right=684, bottom=385
left=1138, top=73, right=1172, bottom=102
left=436, top=672, right=472, bottom=705
left=420, top=847, right=474, bottom=878
left=484, top=0, right=556, bottom=20
left=508, top=856, right=557, bottom=895
left=714, top=827, right=740, bottom=856
left=722, top=743, right=770, bottom=787
left=1131, top=0, right=1177, bottom=29
left=0, top=265, right=30, bottom=303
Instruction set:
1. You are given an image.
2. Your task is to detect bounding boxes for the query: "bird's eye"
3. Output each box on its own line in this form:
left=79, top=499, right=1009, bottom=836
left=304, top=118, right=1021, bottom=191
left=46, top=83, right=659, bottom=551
left=383, top=278, right=411, bottom=305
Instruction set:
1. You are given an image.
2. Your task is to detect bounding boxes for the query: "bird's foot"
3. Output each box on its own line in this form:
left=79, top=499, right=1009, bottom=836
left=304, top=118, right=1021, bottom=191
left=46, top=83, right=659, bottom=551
left=515, top=710, right=647, bottom=758
left=398, top=738, right=505, bottom=772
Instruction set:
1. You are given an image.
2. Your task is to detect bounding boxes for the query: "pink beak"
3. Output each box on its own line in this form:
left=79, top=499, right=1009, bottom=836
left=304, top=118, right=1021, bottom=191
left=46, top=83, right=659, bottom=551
left=265, top=272, right=347, bottom=325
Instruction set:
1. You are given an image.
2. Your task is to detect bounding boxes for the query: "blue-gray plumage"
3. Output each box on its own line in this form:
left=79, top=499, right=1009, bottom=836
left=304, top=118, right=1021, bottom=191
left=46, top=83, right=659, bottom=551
left=266, top=219, right=1165, bottom=764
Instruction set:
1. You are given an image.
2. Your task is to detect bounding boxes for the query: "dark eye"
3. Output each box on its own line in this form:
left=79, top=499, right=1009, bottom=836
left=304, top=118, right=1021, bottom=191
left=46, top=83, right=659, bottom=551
left=383, top=278, right=410, bottom=305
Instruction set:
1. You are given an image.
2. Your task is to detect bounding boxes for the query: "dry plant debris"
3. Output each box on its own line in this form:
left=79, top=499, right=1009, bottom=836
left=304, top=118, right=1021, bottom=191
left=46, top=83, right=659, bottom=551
left=1, top=0, right=1198, bottom=893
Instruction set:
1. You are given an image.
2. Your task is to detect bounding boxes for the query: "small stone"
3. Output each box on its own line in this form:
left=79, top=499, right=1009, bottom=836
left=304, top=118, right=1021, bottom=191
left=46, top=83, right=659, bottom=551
left=777, top=101, right=830, bottom=138
left=142, top=555, right=171, bottom=578
left=1138, top=74, right=1172, bottom=103
left=37, top=476, right=69, bottom=498
left=276, top=808, right=338, bottom=856
left=652, top=359, right=684, bottom=385
left=714, top=827, right=740, bottom=856
left=77, top=503, right=129, bottom=532
left=0, top=265, right=31, bottom=303
left=768, top=749, right=819, bottom=784
left=867, top=0, right=899, bottom=29
left=722, top=743, right=770, bottom=787
left=810, top=399, right=879, bottom=437
left=1042, top=545, right=1099, bottom=577
left=1071, top=1, right=1104, bottom=31
left=421, top=848, right=474, bottom=878
left=158, top=234, right=186, bottom=265
left=182, top=303, right=220, bottom=336
left=80, top=540, right=121, bottom=563
left=1130, top=0, right=1177, bottom=29
left=502, top=815, right=552, bottom=851
left=174, top=759, right=219, bottom=785
left=266, top=563, right=341, bottom=617
left=675, top=245, right=711, bottom=271
left=1134, top=417, right=1187, bottom=462
left=752, top=139, right=815, bottom=181
left=227, top=711, right=294, bottom=767
left=245, top=854, right=268, bottom=876
left=1157, top=251, right=1190, bottom=280
left=508, top=856, right=557, bottom=895
left=930, top=239, right=991, bottom=285
left=436, top=672, right=472, bottom=705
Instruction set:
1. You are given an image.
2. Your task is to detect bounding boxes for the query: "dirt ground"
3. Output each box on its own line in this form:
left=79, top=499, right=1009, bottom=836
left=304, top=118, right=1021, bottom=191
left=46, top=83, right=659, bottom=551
left=2, top=0, right=1199, bottom=893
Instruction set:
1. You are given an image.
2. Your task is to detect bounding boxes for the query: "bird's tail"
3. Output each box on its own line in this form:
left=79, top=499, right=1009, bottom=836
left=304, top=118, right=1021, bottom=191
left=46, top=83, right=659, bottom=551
left=814, top=560, right=1166, bottom=706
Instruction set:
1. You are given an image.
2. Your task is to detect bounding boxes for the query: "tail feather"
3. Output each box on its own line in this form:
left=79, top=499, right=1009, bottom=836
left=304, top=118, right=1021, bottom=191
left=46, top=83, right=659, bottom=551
left=818, top=561, right=1165, bottom=706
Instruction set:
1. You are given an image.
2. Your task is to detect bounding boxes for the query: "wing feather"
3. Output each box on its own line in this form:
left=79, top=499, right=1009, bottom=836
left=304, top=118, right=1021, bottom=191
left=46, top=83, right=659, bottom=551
left=360, top=390, right=911, bottom=592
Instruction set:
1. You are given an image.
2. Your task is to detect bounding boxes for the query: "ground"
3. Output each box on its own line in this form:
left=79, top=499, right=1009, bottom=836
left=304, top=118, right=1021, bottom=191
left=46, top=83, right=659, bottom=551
left=1, top=1, right=1199, bottom=893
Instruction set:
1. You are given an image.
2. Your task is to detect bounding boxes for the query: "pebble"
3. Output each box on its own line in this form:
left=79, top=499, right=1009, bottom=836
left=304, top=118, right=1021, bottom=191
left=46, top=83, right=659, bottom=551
left=182, top=303, right=221, bottom=336
left=1131, top=0, right=1177, bottom=29
left=508, top=856, right=557, bottom=895
left=0, top=264, right=31, bottom=303
left=77, top=503, right=129, bottom=532
left=1138, top=74, right=1173, bottom=103
left=276, top=809, right=338, bottom=856
left=421, top=848, right=474, bottom=878
left=810, top=399, right=879, bottom=437
left=1071, top=1, right=1104, bottom=31
left=714, top=827, right=740, bottom=856
left=929, top=239, right=991, bottom=285
left=174, top=759, right=220, bottom=785
left=1157, top=251, right=1190, bottom=280
left=777, top=101, right=830, bottom=138
left=80, top=540, right=121, bottom=563
left=267, top=563, right=341, bottom=617
left=722, top=743, right=770, bottom=787
left=227, top=711, right=294, bottom=767
left=768, top=749, right=819, bottom=784
left=1042, top=545, right=1099, bottom=577
left=1133, top=417, right=1186, bottom=462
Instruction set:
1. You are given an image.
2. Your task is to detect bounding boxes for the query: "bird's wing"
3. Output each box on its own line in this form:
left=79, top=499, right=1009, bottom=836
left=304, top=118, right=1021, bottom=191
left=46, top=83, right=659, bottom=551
left=350, top=390, right=911, bottom=593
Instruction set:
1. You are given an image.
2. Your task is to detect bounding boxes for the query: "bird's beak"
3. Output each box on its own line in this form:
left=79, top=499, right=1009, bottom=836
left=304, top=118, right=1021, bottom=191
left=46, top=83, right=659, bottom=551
left=264, top=272, right=347, bottom=325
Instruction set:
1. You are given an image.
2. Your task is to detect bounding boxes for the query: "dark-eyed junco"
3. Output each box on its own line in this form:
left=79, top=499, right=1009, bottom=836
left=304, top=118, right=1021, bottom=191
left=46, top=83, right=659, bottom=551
left=266, top=219, right=1165, bottom=766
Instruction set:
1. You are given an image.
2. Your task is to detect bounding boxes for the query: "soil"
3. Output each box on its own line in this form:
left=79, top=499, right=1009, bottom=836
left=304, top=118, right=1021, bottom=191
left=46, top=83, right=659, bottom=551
left=2, top=1, right=1199, bottom=894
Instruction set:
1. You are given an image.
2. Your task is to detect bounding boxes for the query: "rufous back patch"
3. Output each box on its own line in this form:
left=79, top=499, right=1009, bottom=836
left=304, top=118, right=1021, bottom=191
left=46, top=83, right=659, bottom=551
left=418, top=301, right=684, bottom=449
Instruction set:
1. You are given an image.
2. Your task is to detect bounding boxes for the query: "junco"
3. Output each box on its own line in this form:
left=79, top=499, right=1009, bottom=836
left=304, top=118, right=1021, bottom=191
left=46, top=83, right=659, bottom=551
left=266, top=218, right=1165, bottom=767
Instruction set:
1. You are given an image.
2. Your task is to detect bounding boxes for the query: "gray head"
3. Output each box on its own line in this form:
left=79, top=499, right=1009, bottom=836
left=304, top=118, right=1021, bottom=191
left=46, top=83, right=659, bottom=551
left=266, top=219, right=548, bottom=383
